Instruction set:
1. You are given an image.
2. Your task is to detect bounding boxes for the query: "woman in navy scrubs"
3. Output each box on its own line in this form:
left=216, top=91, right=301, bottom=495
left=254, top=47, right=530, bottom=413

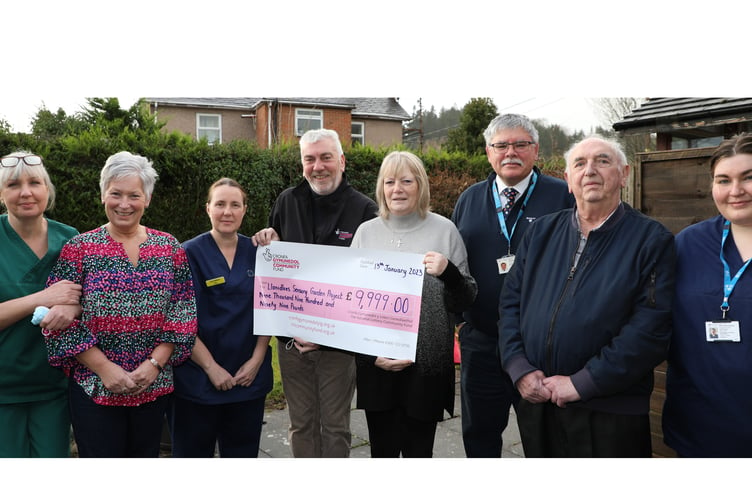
left=169, top=178, right=272, bottom=457
left=663, top=134, right=752, bottom=457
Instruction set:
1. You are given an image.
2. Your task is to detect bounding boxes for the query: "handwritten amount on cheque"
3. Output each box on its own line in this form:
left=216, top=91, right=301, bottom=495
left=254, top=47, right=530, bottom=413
left=258, top=283, right=413, bottom=315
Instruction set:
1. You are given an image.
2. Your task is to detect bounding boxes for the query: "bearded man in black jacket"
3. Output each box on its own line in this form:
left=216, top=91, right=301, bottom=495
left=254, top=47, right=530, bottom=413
left=252, top=129, right=377, bottom=457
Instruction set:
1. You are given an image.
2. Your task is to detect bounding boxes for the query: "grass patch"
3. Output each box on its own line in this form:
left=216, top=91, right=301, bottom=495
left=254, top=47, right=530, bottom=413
left=265, top=340, right=286, bottom=410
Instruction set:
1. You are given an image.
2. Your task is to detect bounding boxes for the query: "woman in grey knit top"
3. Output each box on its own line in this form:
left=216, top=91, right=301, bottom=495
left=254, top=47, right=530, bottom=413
left=351, top=151, right=477, bottom=457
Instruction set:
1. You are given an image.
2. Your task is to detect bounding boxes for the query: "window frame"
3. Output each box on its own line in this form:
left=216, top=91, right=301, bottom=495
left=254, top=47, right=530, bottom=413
left=196, top=113, right=222, bottom=145
left=295, top=108, right=323, bottom=136
left=351, top=121, right=365, bottom=146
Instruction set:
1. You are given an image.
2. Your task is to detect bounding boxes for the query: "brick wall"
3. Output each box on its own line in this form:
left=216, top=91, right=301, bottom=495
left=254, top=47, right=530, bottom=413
left=275, top=104, right=351, bottom=144
left=256, top=104, right=270, bottom=147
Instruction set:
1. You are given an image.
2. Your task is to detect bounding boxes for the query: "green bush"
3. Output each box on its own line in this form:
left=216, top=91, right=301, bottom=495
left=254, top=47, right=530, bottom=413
left=1, top=127, right=565, bottom=239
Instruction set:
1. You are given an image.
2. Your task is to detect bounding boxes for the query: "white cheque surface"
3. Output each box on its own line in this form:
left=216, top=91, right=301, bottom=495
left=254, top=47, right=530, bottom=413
left=254, top=241, right=425, bottom=361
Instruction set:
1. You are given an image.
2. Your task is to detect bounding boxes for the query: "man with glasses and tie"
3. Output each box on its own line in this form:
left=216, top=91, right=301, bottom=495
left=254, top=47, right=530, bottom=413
left=451, top=114, right=573, bottom=457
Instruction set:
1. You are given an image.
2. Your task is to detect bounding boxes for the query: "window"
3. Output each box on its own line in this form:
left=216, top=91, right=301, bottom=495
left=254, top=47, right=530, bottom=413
left=671, top=135, right=723, bottom=150
left=351, top=122, right=364, bottom=146
left=690, top=136, right=723, bottom=148
left=197, top=114, right=221, bottom=144
left=670, top=137, right=689, bottom=149
left=295, top=109, right=323, bottom=136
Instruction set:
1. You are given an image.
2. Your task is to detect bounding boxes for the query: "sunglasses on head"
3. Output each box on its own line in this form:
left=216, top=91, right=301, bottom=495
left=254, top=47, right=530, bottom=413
left=1, top=155, right=43, bottom=168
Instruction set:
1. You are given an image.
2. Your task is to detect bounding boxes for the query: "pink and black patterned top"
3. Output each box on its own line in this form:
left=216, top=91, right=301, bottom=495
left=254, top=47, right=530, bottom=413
left=43, top=226, right=197, bottom=406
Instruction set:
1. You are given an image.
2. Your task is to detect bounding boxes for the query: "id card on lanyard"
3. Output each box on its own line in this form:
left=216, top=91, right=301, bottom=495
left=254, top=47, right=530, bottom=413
left=709, top=219, right=750, bottom=342
left=492, top=171, right=537, bottom=274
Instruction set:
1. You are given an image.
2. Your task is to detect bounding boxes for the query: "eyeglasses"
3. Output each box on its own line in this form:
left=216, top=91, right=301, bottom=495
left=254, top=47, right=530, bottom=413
left=488, top=141, right=535, bottom=153
left=1, top=155, right=43, bottom=168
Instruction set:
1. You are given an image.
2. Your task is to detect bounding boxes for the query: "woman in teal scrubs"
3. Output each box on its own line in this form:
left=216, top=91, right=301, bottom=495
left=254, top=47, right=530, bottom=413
left=169, top=178, right=273, bottom=457
left=0, top=151, right=80, bottom=457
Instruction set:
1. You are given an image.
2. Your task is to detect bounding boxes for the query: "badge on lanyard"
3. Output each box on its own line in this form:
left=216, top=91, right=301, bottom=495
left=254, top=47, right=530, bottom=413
left=497, top=255, right=515, bottom=274
left=711, top=219, right=749, bottom=342
left=492, top=172, right=537, bottom=276
left=705, top=320, right=741, bottom=342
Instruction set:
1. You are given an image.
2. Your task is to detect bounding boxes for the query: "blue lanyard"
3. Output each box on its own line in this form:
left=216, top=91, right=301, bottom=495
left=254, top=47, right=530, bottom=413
left=492, top=171, right=538, bottom=253
left=720, top=219, right=752, bottom=318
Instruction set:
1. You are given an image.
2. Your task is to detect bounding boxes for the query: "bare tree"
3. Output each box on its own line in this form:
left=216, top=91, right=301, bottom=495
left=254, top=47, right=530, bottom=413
left=587, top=97, right=656, bottom=158
left=588, top=97, right=646, bottom=129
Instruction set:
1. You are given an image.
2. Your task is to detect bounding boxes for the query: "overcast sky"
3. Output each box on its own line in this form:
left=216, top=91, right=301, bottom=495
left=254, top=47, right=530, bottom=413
left=4, top=1, right=743, bottom=139
left=399, top=96, right=604, bottom=133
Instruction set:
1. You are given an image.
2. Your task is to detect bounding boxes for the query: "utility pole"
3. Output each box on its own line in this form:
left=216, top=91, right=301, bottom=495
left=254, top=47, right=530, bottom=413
left=403, top=98, right=424, bottom=153
left=418, top=98, right=424, bottom=153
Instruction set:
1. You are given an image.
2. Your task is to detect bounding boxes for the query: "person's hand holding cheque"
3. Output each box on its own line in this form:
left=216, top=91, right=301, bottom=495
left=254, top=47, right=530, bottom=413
left=423, top=251, right=448, bottom=276
left=292, top=337, right=320, bottom=353
left=374, top=357, right=414, bottom=372
left=251, top=227, right=280, bottom=247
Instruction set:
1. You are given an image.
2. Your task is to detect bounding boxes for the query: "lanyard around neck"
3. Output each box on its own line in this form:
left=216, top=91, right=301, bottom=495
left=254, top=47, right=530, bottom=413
left=492, top=170, right=538, bottom=251
left=720, top=219, right=752, bottom=318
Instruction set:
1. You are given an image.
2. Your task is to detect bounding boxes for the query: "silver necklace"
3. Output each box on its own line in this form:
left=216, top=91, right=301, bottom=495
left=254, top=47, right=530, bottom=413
left=386, top=215, right=416, bottom=249
left=388, top=224, right=408, bottom=248
left=390, top=233, right=405, bottom=248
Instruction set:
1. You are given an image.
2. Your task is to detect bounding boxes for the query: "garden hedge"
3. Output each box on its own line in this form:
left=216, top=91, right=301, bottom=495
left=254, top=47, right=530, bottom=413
left=0, top=128, right=563, bottom=242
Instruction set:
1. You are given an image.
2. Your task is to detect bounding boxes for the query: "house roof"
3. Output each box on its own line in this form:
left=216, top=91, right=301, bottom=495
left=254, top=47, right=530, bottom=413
left=144, top=97, right=411, bottom=121
left=613, top=97, right=752, bottom=134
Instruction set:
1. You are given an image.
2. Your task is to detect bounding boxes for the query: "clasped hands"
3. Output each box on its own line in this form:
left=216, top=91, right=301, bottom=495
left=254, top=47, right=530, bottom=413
left=205, top=358, right=264, bottom=391
left=99, top=359, right=162, bottom=396
left=516, top=370, right=581, bottom=408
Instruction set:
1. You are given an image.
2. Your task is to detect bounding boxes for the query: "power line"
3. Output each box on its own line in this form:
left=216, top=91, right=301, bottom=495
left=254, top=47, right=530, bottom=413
left=520, top=97, right=565, bottom=114
left=498, top=97, right=537, bottom=112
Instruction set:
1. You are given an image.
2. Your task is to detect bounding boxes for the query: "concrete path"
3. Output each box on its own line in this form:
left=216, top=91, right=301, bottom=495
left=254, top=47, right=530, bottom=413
left=259, top=370, right=524, bottom=458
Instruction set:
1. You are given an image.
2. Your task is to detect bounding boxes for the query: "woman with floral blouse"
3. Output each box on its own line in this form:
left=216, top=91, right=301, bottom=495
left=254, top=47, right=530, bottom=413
left=43, top=151, right=197, bottom=458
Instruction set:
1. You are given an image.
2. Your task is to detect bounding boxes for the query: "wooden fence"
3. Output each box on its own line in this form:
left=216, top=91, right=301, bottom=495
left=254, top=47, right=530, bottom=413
left=633, top=147, right=717, bottom=457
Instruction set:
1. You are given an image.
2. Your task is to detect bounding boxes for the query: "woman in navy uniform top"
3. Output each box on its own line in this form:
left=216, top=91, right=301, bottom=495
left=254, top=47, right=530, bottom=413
left=663, top=134, right=752, bottom=457
left=169, top=178, right=273, bottom=457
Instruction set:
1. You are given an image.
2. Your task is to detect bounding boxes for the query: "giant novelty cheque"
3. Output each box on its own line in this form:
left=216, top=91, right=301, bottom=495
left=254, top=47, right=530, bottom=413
left=254, top=241, right=425, bottom=361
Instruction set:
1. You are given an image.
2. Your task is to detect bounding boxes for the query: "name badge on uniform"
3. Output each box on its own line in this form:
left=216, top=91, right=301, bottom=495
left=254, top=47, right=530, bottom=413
left=705, top=320, right=741, bottom=342
left=205, top=276, right=226, bottom=287
left=497, top=255, right=515, bottom=275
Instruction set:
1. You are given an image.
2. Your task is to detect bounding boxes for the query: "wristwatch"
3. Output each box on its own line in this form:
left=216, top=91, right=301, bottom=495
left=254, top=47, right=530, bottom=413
left=147, top=356, right=163, bottom=371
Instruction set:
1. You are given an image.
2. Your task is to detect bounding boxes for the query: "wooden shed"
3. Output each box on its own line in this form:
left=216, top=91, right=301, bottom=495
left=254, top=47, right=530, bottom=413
left=616, top=98, right=752, bottom=228
left=615, top=98, right=752, bottom=457
left=614, top=97, right=752, bottom=151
